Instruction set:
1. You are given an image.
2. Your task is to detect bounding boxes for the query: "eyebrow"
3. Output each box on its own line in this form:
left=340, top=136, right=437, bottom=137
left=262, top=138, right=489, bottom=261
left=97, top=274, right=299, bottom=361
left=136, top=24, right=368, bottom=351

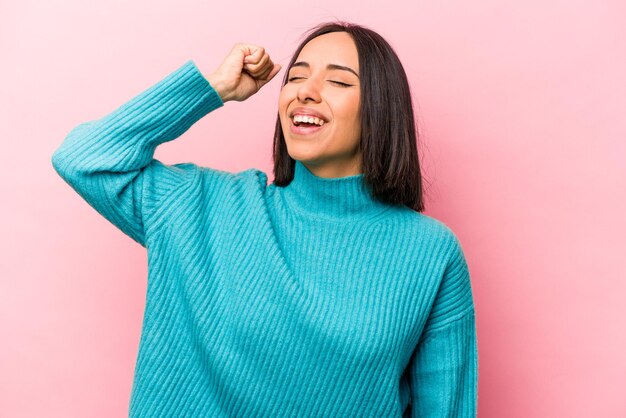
left=289, top=61, right=360, bottom=79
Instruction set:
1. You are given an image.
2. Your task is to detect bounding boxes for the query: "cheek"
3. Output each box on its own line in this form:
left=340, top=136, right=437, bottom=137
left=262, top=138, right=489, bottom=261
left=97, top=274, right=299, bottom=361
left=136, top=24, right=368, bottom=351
left=335, top=94, right=360, bottom=118
left=340, top=97, right=361, bottom=132
left=348, top=98, right=361, bottom=140
left=278, top=85, right=292, bottom=105
left=277, top=93, right=289, bottom=123
left=278, top=91, right=287, bottom=111
left=351, top=102, right=360, bottom=123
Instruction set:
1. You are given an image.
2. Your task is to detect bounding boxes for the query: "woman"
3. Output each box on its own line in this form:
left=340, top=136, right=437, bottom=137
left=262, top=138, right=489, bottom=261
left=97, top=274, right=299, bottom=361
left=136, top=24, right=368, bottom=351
left=52, top=21, right=477, bottom=418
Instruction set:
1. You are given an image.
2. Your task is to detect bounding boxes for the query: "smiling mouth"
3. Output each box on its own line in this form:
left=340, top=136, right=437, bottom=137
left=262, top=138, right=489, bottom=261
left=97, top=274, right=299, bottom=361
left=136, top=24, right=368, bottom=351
left=289, top=118, right=328, bottom=136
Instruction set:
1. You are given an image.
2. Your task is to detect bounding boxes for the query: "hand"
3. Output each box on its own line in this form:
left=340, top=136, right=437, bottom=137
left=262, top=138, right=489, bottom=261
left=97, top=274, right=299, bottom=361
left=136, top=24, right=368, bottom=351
left=205, top=43, right=282, bottom=103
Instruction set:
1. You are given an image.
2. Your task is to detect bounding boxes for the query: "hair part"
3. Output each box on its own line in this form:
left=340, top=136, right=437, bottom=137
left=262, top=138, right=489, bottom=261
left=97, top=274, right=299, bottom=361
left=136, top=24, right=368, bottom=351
left=272, top=20, right=425, bottom=212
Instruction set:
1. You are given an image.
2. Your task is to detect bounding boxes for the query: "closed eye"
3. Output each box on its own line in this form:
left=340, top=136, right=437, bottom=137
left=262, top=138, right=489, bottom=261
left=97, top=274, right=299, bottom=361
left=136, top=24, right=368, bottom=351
left=330, top=81, right=352, bottom=87
left=287, top=77, right=353, bottom=87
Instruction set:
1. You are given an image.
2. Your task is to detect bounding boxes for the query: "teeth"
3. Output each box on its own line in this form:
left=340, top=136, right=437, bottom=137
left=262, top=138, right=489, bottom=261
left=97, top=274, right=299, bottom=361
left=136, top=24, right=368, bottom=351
left=293, top=114, right=325, bottom=126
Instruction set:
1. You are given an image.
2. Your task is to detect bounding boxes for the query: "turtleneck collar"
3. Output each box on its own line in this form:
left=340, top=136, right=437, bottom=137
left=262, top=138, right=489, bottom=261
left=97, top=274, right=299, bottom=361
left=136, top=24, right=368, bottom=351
left=280, top=160, right=393, bottom=223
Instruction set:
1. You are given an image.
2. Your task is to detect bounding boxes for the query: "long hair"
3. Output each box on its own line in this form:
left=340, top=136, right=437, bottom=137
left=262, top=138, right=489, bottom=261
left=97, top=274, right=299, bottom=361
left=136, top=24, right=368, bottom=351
left=272, top=20, right=425, bottom=212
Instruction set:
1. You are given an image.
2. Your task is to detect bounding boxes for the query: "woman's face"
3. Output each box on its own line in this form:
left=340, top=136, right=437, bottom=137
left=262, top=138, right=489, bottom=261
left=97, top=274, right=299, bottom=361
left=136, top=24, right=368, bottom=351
left=278, top=31, right=362, bottom=178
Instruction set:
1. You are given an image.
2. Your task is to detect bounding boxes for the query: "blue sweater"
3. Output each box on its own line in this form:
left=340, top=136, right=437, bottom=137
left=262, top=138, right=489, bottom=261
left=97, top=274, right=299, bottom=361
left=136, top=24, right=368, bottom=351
left=51, top=60, right=478, bottom=417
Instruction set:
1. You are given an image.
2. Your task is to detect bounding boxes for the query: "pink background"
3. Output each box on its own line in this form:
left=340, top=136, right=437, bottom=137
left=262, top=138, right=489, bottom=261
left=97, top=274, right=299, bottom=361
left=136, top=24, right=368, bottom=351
left=2, top=1, right=625, bottom=416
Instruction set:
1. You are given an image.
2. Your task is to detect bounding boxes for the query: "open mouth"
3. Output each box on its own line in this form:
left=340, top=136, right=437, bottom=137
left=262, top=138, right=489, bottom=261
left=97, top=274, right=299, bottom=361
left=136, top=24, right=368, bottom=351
left=290, top=116, right=328, bottom=136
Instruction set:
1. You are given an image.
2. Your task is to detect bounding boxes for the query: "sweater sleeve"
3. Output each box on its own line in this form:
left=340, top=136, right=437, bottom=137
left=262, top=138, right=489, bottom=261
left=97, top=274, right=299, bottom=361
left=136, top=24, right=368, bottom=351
left=407, top=234, right=478, bottom=417
left=51, top=60, right=224, bottom=247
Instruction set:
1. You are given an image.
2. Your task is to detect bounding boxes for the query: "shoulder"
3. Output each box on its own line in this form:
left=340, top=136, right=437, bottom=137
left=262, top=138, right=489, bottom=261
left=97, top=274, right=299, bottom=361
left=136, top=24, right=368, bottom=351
left=412, top=215, right=474, bottom=335
left=148, top=162, right=269, bottom=204
left=388, top=208, right=464, bottom=258
left=189, top=164, right=270, bottom=203
left=414, top=211, right=458, bottom=239
left=417, top=213, right=467, bottom=270
left=174, top=163, right=268, bottom=188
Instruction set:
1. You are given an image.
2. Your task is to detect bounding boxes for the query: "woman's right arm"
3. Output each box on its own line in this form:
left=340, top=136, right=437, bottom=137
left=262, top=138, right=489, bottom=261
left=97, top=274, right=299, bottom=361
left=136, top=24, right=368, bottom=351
left=51, top=60, right=224, bottom=247
left=51, top=46, right=281, bottom=247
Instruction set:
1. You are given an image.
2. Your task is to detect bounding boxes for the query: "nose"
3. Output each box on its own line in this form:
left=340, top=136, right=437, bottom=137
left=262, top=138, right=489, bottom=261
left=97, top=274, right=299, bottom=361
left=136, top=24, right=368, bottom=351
left=296, top=77, right=322, bottom=103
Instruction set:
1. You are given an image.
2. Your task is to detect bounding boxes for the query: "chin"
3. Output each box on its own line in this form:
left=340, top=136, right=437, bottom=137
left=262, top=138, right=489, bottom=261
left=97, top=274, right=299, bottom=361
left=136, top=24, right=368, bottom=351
left=287, top=149, right=318, bottom=162
left=285, top=145, right=326, bottom=164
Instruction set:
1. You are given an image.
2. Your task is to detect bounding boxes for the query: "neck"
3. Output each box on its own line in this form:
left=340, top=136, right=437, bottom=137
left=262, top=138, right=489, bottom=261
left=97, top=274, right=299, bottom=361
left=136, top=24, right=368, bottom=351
left=280, top=160, right=392, bottom=223
left=299, top=156, right=362, bottom=178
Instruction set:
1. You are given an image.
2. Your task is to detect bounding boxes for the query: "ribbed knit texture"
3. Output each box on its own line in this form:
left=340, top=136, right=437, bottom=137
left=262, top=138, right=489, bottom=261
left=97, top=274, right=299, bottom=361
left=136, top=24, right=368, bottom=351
left=51, top=60, right=478, bottom=417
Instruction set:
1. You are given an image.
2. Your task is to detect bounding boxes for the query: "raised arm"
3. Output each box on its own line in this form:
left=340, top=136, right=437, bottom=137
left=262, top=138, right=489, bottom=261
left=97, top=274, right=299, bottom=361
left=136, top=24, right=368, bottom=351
left=51, top=60, right=224, bottom=246
left=407, top=234, right=479, bottom=417
left=51, top=46, right=281, bottom=247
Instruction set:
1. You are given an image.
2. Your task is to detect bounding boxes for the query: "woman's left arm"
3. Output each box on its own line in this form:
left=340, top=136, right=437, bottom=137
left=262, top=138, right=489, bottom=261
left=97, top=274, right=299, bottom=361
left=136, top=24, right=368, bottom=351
left=406, top=234, right=479, bottom=417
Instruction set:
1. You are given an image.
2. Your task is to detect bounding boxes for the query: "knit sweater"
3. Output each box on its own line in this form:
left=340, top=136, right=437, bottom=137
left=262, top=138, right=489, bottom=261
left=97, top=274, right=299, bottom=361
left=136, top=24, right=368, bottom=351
left=51, top=60, right=478, bottom=417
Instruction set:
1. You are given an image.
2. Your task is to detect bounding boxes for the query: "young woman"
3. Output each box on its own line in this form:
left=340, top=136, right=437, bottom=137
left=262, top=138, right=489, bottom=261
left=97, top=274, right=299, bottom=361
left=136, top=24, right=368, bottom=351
left=52, top=21, right=478, bottom=418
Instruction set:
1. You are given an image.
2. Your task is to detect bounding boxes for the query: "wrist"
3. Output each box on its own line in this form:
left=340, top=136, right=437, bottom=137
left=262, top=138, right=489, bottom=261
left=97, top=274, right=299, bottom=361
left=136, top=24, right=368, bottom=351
left=205, top=73, right=231, bottom=102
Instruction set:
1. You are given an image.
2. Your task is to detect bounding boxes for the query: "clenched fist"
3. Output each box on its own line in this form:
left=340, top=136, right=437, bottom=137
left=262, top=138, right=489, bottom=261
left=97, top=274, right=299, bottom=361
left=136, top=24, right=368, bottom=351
left=205, top=43, right=282, bottom=103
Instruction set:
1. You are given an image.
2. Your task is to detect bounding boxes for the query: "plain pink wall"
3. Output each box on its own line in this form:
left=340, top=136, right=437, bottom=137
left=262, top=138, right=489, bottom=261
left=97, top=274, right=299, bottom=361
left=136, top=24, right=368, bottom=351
left=2, top=1, right=625, bottom=416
